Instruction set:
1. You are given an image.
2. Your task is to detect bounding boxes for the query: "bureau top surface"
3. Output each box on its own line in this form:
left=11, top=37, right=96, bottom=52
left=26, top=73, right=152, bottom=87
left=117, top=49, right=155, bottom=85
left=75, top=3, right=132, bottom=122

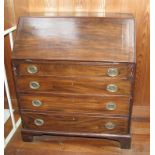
left=13, top=13, right=135, bottom=62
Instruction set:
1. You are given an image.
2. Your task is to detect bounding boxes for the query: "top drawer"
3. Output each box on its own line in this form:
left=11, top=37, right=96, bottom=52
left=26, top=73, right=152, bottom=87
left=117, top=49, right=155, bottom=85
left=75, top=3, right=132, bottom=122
left=14, top=62, right=134, bottom=79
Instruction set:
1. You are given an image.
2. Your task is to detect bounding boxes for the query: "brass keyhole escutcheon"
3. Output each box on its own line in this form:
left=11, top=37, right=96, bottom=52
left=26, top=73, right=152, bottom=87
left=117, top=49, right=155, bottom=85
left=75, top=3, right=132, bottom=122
left=105, top=122, right=116, bottom=130
left=34, top=119, right=44, bottom=126
left=29, top=81, right=40, bottom=90
left=106, top=84, right=118, bottom=92
left=27, top=65, right=38, bottom=74
left=106, top=102, right=117, bottom=110
left=107, top=68, right=119, bottom=77
left=32, top=100, right=42, bottom=107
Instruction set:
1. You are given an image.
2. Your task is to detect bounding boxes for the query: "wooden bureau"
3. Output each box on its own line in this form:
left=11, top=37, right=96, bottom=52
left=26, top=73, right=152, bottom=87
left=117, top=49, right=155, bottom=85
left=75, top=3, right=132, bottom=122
left=12, top=13, right=136, bottom=149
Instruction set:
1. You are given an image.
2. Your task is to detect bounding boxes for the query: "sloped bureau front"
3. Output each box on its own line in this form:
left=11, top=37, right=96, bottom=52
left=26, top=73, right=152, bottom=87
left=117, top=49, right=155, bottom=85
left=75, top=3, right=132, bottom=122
left=12, top=13, right=136, bottom=149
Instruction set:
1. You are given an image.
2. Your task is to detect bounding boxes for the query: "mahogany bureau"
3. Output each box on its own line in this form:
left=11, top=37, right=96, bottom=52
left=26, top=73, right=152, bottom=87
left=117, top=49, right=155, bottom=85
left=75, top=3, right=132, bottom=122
left=12, top=13, right=136, bottom=149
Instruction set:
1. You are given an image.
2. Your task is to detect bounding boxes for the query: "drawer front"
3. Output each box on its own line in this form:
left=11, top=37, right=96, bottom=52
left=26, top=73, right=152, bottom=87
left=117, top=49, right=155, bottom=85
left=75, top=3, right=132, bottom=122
left=16, top=77, right=131, bottom=95
left=19, top=94, right=130, bottom=115
left=16, top=62, right=133, bottom=79
left=22, top=112, right=129, bottom=134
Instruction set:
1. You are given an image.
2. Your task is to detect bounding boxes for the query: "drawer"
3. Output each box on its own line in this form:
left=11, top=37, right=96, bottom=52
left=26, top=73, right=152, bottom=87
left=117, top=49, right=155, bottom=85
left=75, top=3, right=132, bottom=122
left=16, top=76, right=131, bottom=95
left=15, top=62, right=134, bottom=79
left=22, top=112, right=129, bottom=134
left=19, top=94, right=130, bottom=116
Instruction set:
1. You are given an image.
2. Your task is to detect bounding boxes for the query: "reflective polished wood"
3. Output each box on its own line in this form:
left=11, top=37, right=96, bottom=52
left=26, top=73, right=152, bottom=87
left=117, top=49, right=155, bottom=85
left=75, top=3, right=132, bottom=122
left=13, top=14, right=135, bottom=62
left=12, top=13, right=136, bottom=149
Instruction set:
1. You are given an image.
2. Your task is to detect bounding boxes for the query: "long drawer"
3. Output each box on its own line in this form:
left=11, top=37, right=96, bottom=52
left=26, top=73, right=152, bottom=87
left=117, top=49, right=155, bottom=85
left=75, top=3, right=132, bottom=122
left=15, top=76, right=131, bottom=95
left=22, top=112, right=129, bottom=134
left=15, top=62, right=134, bottom=79
left=19, top=94, right=130, bottom=115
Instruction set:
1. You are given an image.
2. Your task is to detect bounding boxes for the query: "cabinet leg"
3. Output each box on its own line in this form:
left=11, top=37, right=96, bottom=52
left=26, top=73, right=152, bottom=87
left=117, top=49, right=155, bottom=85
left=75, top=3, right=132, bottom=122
left=118, top=137, right=131, bottom=149
left=21, top=132, right=33, bottom=142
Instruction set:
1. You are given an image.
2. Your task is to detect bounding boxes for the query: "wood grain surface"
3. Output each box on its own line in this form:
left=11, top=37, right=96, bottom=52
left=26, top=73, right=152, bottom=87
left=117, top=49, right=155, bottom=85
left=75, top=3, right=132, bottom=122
left=19, top=94, right=130, bottom=116
left=15, top=76, right=132, bottom=95
left=12, top=0, right=149, bottom=107
left=16, top=62, right=134, bottom=79
left=4, top=1, right=149, bottom=123
left=105, top=0, right=150, bottom=107
left=12, top=14, right=135, bottom=148
left=27, top=0, right=106, bottom=13
left=5, top=0, right=149, bottom=113
left=13, top=16, right=135, bottom=62
left=4, top=0, right=16, bottom=30
left=5, top=106, right=150, bottom=155
left=21, top=112, right=129, bottom=134
left=4, top=1, right=150, bottom=152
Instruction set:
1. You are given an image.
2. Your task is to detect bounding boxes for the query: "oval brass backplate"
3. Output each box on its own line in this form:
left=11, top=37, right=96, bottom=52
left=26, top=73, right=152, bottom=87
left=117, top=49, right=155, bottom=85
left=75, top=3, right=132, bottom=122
left=106, top=102, right=117, bottom=110
left=107, top=68, right=119, bottom=77
left=106, top=84, right=118, bottom=92
left=27, top=65, right=38, bottom=74
left=105, top=122, right=116, bottom=130
left=32, top=100, right=42, bottom=107
left=34, top=119, right=44, bottom=126
left=29, top=81, right=40, bottom=90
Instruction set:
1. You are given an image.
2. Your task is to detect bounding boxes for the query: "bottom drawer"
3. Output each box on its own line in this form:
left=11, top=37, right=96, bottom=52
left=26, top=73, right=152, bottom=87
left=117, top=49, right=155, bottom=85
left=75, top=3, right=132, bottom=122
left=22, top=112, right=129, bottom=134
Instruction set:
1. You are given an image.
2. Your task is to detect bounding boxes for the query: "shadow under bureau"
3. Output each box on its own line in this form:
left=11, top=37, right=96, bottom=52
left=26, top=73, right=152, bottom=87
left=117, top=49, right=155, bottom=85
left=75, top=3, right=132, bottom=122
left=12, top=13, right=136, bottom=149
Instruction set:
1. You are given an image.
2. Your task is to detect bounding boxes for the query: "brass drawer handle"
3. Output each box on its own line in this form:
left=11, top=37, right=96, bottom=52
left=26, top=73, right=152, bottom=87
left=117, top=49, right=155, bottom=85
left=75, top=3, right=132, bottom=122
left=107, top=68, right=119, bottom=77
left=106, top=102, right=117, bottom=110
left=29, top=81, right=40, bottom=90
left=105, top=122, right=116, bottom=130
left=34, top=119, right=44, bottom=126
left=106, top=84, right=118, bottom=92
left=32, top=100, right=42, bottom=107
left=27, top=65, right=38, bottom=74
